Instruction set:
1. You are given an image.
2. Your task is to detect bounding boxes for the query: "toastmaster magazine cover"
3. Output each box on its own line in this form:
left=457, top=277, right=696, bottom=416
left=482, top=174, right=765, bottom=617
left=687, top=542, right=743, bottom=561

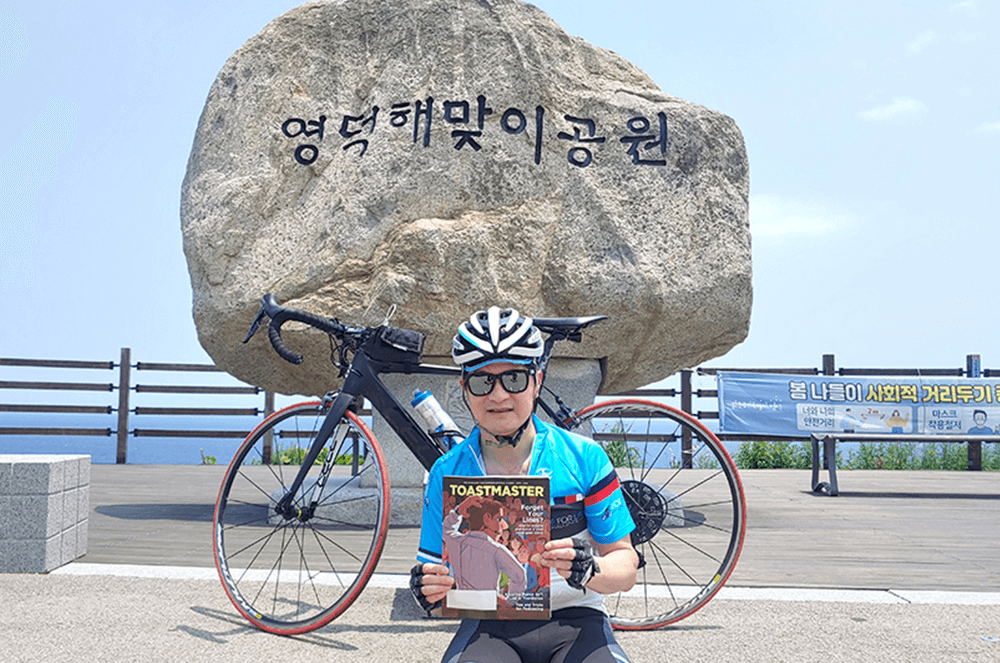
left=441, top=475, right=551, bottom=620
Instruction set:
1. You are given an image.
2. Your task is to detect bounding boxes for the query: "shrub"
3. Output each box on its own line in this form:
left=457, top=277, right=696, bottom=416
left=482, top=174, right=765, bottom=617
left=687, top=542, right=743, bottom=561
left=268, top=445, right=366, bottom=466
left=735, top=440, right=812, bottom=470
left=985, top=443, right=1000, bottom=471
left=733, top=440, right=999, bottom=471
left=600, top=437, right=645, bottom=468
left=268, top=446, right=328, bottom=465
left=844, top=441, right=994, bottom=471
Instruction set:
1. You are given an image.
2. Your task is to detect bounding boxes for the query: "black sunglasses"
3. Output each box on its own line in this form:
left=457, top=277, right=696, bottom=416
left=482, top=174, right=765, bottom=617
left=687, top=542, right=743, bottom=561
left=464, top=368, right=536, bottom=397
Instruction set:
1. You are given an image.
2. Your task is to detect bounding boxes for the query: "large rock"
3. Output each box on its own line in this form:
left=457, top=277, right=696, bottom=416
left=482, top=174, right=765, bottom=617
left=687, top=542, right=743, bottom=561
left=181, top=0, right=751, bottom=396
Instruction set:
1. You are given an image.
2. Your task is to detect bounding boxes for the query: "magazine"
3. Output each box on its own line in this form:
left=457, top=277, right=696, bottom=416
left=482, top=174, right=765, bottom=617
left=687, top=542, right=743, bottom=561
left=440, top=475, right=551, bottom=620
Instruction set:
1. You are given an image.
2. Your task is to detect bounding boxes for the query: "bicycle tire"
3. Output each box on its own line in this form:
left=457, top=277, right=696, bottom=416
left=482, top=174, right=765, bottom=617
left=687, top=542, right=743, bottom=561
left=574, top=399, right=746, bottom=630
left=213, top=401, right=390, bottom=634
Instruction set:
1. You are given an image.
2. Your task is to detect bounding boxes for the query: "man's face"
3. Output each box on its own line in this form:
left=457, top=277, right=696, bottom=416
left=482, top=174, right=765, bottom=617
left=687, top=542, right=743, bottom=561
left=463, top=362, right=541, bottom=437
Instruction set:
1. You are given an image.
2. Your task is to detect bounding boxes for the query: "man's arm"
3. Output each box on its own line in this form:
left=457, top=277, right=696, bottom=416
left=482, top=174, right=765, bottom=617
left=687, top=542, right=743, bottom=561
left=539, top=535, right=638, bottom=594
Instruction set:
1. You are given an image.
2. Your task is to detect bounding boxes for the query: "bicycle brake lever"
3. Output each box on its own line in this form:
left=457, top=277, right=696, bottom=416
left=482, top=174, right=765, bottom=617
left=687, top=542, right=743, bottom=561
left=243, top=307, right=268, bottom=343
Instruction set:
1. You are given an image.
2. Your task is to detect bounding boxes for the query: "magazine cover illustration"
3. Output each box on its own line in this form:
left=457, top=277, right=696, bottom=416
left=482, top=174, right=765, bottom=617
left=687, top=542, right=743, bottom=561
left=441, top=475, right=551, bottom=620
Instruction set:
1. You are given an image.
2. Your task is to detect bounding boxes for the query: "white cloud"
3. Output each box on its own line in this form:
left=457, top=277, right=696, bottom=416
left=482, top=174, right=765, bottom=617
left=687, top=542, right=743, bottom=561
left=750, top=194, right=856, bottom=238
left=976, top=121, right=1000, bottom=134
left=0, top=6, right=30, bottom=81
left=949, top=1, right=977, bottom=12
left=907, top=29, right=940, bottom=54
left=859, top=97, right=928, bottom=122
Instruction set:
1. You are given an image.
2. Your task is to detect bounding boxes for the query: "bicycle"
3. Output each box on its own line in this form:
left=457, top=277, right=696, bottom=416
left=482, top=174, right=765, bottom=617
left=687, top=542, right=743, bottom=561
left=213, top=294, right=746, bottom=635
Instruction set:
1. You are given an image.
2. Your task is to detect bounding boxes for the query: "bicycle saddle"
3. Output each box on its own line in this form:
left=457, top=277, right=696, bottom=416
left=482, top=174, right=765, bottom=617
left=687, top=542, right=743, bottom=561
left=532, top=315, right=607, bottom=334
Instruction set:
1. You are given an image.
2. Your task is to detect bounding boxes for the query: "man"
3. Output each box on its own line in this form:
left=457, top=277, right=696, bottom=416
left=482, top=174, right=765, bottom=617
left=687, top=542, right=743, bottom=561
left=410, top=306, right=638, bottom=663
left=443, top=495, right=526, bottom=597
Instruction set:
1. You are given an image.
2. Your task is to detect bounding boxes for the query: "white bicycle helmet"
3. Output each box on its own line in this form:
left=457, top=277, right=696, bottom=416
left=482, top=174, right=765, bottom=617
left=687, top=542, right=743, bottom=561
left=452, top=306, right=544, bottom=372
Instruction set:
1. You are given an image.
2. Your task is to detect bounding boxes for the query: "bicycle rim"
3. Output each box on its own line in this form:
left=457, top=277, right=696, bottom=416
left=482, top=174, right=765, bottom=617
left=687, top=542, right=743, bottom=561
left=575, top=399, right=746, bottom=630
left=213, top=401, right=390, bottom=634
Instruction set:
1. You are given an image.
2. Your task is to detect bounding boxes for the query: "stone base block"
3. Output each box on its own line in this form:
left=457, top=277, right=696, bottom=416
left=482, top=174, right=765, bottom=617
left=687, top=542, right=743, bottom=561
left=0, top=455, right=90, bottom=573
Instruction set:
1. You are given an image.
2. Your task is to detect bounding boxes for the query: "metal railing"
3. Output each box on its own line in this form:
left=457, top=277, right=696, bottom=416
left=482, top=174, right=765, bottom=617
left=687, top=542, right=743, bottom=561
left=1, top=349, right=270, bottom=463
left=2, top=350, right=994, bottom=465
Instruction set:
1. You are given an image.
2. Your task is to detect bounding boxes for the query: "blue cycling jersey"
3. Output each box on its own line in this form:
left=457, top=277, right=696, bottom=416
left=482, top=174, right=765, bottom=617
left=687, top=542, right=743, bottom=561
left=417, top=415, right=635, bottom=612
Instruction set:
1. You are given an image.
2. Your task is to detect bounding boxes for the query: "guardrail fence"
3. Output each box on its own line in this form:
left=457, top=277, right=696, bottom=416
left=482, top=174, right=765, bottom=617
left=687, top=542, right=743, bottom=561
left=1, top=350, right=271, bottom=464
left=1, top=350, right=994, bottom=465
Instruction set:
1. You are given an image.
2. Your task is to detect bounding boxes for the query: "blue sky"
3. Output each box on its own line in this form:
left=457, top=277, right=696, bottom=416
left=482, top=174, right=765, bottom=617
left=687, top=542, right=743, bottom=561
left=2, top=0, right=998, bottom=382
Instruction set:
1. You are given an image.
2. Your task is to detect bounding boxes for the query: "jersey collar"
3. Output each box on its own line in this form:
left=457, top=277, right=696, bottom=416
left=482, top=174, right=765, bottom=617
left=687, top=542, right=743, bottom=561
left=466, top=414, right=551, bottom=476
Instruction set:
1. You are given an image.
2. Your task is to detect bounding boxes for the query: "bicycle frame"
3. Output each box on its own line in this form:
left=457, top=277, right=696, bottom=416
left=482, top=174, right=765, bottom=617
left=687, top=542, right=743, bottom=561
left=273, top=350, right=460, bottom=518
left=251, top=293, right=604, bottom=525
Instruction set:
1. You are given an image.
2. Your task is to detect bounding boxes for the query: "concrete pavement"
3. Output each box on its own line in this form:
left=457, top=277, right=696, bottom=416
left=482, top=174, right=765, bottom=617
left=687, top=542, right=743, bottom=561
left=1, top=466, right=997, bottom=662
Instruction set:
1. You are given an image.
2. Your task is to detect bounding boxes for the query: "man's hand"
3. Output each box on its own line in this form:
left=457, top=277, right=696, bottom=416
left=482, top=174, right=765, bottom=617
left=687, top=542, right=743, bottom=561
left=409, top=563, right=455, bottom=616
left=539, top=537, right=600, bottom=590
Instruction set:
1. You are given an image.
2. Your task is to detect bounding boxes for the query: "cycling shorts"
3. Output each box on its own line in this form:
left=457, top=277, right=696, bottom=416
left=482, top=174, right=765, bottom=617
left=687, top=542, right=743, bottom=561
left=441, top=607, right=631, bottom=663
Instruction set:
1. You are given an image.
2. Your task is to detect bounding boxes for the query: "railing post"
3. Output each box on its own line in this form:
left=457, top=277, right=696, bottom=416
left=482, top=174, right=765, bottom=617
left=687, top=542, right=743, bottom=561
left=967, top=354, right=983, bottom=471
left=681, top=369, right=692, bottom=469
left=116, top=348, right=131, bottom=464
left=262, top=390, right=275, bottom=465
left=820, top=355, right=835, bottom=471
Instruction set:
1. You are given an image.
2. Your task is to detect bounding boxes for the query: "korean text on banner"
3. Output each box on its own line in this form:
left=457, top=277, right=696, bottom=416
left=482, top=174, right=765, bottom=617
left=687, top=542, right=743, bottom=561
left=717, top=372, right=1000, bottom=437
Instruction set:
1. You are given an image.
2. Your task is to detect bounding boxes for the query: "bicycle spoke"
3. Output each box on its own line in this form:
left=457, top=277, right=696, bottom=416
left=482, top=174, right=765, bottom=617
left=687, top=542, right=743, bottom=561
left=290, top=524, right=324, bottom=610
left=214, top=403, right=390, bottom=634
left=657, top=525, right=723, bottom=564
left=643, top=536, right=687, bottom=597
left=663, top=469, right=725, bottom=503
left=574, top=399, right=746, bottom=630
left=304, top=522, right=370, bottom=564
left=227, top=523, right=287, bottom=567
left=235, top=471, right=284, bottom=503
left=219, top=502, right=275, bottom=529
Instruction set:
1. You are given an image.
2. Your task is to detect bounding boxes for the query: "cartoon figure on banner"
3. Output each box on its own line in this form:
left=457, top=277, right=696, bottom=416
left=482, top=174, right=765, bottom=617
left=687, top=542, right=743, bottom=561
left=839, top=407, right=863, bottom=433
left=882, top=409, right=910, bottom=434
left=967, top=410, right=995, bottom=436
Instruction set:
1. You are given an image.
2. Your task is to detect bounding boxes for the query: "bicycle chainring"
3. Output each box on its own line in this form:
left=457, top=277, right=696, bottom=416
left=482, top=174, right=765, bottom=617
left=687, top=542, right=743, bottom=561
left=620, top=479, right=667, bottom=546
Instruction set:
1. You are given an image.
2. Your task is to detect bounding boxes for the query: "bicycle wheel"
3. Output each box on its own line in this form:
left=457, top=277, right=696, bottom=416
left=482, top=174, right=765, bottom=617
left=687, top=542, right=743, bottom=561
left=574, top=398, right=746, bottom=630
left=214, top=401, right=390, bottom=635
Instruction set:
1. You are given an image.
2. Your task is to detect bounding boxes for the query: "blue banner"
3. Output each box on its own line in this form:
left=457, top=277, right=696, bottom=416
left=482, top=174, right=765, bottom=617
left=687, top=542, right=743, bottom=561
left=717, top=372, right=1000, bottom=437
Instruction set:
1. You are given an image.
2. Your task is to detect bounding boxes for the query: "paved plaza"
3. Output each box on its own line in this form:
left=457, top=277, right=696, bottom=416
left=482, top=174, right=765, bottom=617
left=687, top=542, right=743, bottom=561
left=2, top=466, right=997, bottom=662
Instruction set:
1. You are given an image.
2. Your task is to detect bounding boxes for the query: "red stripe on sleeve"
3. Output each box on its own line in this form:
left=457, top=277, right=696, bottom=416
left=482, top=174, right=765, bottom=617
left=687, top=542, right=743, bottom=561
left=583, top=476, right=620, bottom=507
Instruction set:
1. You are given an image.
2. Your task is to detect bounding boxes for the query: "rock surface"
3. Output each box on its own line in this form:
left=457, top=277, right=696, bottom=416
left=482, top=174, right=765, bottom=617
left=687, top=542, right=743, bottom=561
left=181, top=0, right=752, bottom=396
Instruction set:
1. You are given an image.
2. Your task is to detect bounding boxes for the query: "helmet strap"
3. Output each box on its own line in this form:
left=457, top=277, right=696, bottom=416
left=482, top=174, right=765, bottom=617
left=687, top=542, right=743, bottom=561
left=460, top=388, right=535, bottom=449
left=484, top=417, right=532, bottom=448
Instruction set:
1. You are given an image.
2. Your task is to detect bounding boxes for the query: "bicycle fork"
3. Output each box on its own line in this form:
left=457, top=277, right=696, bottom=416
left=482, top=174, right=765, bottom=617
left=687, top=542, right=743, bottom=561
left=272, top=383, right=362, bottom=522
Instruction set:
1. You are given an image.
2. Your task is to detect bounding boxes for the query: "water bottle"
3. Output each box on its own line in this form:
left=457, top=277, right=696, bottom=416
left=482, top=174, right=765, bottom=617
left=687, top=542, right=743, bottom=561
left=411, top=390, right=460, bottom=438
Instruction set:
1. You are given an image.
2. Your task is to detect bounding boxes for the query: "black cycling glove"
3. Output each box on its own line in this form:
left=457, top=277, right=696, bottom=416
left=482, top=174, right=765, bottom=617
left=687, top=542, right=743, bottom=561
left=565, top=537, right=601, bottom=591
left=409, top=564, right=443, bottom=617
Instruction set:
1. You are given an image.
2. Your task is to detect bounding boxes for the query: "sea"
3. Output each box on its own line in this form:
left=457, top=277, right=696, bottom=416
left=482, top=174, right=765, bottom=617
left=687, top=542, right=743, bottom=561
left=0, top=412, right=263, bottom=465
left=1, top=409, right=754, bottom=467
